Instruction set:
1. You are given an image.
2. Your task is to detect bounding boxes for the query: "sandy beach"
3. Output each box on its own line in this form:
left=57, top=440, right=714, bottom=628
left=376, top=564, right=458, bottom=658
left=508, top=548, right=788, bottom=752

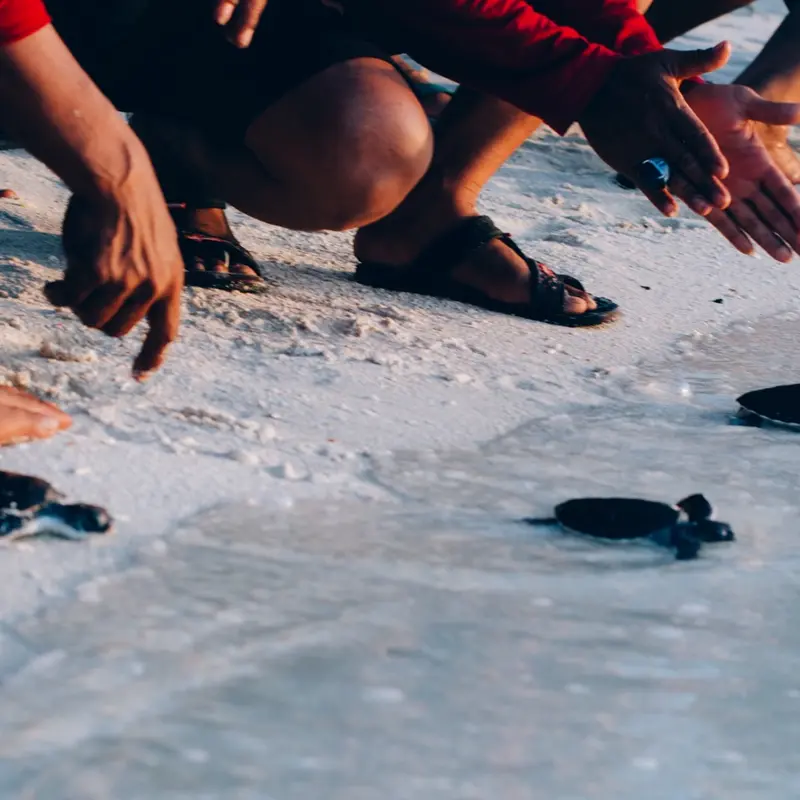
left=2, top=2, right=800, bottom=796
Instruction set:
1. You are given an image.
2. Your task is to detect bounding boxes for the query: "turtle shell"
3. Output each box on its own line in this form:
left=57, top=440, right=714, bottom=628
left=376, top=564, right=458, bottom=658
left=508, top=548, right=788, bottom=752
left=737, top=384, right=800, bottom=429
left=554, top=497, right=679, bottom=540
left=0, top=470, right=63, bottom=512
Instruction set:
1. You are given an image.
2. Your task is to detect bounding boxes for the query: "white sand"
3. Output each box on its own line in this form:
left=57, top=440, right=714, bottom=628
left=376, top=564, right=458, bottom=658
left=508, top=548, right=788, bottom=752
left=1, top=3, right=800, bottom=795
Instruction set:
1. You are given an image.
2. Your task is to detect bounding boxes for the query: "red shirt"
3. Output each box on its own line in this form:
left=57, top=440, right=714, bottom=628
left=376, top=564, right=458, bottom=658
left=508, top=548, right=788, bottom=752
left=348, top=0, right=662, bottom=133
left=0, top=0, right=662, bottom=133
left=0, top=0, right=50, bottom=46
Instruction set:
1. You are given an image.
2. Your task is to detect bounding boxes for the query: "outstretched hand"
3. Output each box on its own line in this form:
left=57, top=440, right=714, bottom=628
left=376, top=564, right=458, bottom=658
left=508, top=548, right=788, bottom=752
left=215, top=0, right=268, bottom=48
left=686, top=83, right=800, bottom=261
left=580, top=42, right=732, bottom=218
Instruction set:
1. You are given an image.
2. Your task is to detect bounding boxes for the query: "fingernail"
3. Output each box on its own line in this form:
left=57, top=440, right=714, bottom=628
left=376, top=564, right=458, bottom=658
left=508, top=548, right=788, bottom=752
left=695, top=200, right=712, bottom=216
left=132, top=369, right=152, bottom=383
left=35, top=416, right=60, bottom=436
left=237, top=29, right=254, bottom=48
left=216, top=2, right=234, bottom=24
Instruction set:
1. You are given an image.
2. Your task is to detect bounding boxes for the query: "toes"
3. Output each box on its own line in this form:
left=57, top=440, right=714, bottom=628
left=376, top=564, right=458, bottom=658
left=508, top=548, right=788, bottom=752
left=230, top=263, right=259, bottom=277
left=563, top=293, right=591, bottom=315
left=564, top=284, right=597, bottom=312
left=210, top=251, right=231, bottom=274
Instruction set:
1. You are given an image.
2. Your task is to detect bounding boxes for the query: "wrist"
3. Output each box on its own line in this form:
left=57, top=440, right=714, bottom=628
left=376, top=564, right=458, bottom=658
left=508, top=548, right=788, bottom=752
left=76, top=118, right=153, bottom=203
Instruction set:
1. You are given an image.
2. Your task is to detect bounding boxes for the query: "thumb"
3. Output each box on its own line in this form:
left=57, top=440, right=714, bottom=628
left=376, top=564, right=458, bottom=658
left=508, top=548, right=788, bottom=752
left=665, top=41, right=731, bottom=80
left=743, top=92, right=800, bottom=126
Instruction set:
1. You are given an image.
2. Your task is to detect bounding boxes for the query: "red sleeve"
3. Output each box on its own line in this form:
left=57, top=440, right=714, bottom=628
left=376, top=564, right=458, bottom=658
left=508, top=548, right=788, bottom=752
left=536, top=0, right=661, bottom=56
left=0, top=0, right=50, bottom=46
left=348, top=0, right=623, bottom=134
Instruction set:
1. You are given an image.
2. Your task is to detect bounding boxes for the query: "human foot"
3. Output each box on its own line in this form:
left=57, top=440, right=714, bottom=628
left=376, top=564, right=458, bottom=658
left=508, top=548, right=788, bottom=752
left=354, top=190, right=600, bottom=318
left=170, top=205, right=265, bottom=291
left=0, top=387, right=71, bottom=446
left=355, top=216, right=615, bottom=326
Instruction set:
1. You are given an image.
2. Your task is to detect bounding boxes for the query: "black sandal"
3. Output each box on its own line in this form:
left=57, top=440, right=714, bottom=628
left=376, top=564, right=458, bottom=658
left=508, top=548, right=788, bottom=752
left=170, top=204, right=267, bottom=293
left=355, top=216, right=618, bottom=327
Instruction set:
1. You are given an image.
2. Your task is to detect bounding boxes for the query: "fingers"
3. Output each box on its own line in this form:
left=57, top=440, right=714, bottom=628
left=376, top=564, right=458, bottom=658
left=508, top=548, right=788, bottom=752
left=72, top=283, right=131, bottom=331
left=705, top=208, right=755, bottom=255
left=636, top=181, right=679, bottom=216
left=664, top=41, right=731, bottom=80
left=744, top=94, right=800, bottom=127
left=754, top=176, right=800, bottom=252
left=0, top=386, right=72, bottom=422
left=216, top=0, right=267, bottom=48
left=132, top=286, right=181, bottom=381
left=662, top=96, right=730, bottom=194
left=731, top=200, right=792, bottom=261
left=215, top=0, right=238, bottom=26
left=669, top=173, right=713, bottom=216
left=232, top=0, right=268, bottom=48
left=43, top=277, right=94, bottom=310
left=0, top=388, right=72, bottom=446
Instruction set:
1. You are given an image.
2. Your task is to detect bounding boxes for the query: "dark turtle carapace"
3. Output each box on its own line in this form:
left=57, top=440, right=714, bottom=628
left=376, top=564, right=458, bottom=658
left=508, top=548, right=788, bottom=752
left=737, top=384, right=800, bottom=429
left=0, top=470, right=112, bottom=542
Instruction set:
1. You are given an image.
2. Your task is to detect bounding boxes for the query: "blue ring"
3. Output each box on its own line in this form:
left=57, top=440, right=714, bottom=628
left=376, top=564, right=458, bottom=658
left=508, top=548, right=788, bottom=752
left=638, top=158, right=671, bottom=191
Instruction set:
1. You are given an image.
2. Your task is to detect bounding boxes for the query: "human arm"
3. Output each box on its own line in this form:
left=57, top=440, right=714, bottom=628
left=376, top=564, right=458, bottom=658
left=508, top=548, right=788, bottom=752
left=0, top=20, right=183, bottom=378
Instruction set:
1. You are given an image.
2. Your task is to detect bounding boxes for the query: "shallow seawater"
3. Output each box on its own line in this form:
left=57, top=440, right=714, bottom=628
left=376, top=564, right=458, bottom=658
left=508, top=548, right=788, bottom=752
left=3, top=315, right=800, bottom=799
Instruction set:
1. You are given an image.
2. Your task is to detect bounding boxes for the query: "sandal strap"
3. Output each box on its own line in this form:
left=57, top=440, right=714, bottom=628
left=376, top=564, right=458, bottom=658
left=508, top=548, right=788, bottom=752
left=178, top=231, right=261, bottom=273
left=497, top=233, right=566, bottom=318
left=414, top=215, right=506, bottom=281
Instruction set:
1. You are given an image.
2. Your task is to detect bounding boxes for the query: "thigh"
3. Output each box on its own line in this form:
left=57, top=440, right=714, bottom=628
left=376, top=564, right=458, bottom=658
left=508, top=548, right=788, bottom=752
left=137, top=0, right=398, bottom=143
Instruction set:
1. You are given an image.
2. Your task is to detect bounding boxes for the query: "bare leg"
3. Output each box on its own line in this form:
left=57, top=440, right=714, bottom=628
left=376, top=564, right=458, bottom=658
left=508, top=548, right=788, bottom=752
left=354, top=88, right=595, bottom=313
left=135, top=57, right=432, bottom=240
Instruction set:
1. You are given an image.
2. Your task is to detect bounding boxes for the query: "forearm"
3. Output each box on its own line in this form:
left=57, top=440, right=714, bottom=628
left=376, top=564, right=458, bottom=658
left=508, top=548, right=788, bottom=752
left=0, top=24, right=148, bottom=199
left=736, top=8, right=800, bottom=100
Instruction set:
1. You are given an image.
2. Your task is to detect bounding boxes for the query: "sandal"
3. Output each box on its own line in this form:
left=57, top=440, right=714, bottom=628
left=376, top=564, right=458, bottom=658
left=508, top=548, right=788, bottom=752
left=355, top=216, right=619, bottom=327
left=170, top=204, right=267, bottom=294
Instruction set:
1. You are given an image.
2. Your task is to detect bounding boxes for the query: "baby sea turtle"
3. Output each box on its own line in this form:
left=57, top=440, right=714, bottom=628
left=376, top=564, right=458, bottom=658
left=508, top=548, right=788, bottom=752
left=0, top=469, right=112, bottom=542
left=525, top=494, right=734, bottom=561
left=736, top=384, right=800, bottom=430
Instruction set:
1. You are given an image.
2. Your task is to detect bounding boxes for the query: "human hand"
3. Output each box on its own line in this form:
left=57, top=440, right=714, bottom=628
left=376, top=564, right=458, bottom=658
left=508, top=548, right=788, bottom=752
left=0, top=387, right=71, bottom=446
left=215, top=0, right=267, bottom=48
left=687, top=83, right=800, bottom=261
left=45, top=153, right=184, bottom=381
left=753, top=119, right=800, bottom=185
left=580, top=42, right=732, bottom=217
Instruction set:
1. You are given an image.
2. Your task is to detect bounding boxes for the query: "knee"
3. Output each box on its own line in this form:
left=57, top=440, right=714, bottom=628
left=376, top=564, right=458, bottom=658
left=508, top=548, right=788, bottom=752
left=320, top=101, right=434, bottom=231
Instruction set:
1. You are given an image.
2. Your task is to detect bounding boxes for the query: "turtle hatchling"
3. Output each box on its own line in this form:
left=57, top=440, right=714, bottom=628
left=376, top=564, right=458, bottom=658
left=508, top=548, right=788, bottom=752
left=0, top=469, right=112, bottom=542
